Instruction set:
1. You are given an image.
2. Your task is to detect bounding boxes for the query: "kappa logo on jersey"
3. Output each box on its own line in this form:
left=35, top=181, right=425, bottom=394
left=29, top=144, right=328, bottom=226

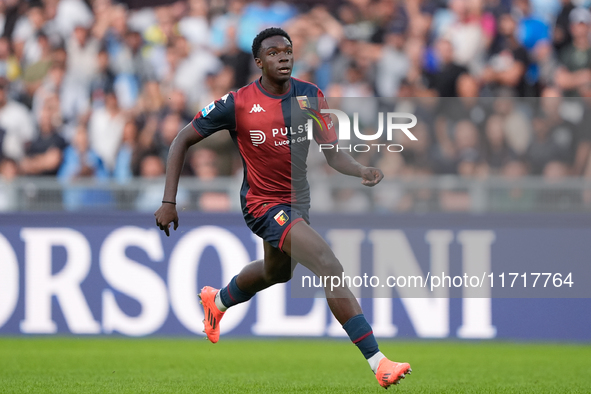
left=201, top=101, right=215, bottom=117
left=249, top=104, right=266, bottom=113
left=249, top=130, right=266, bottom=146
left=274, top=210, right=289, bottom=226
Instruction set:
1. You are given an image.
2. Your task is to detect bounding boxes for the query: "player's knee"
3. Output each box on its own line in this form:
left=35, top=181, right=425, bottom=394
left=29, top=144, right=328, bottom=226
left=313, top=250, right=343, bottom=277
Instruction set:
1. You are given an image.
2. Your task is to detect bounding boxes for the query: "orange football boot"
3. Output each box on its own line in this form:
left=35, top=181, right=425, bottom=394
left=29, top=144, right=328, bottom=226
left=198, top=286, right=225, bottom=343
left=376, top=358, right=412, bottom=389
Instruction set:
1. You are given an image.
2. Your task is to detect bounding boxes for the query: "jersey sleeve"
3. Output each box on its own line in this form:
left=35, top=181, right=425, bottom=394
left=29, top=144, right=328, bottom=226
left=191, top=92, right=236, bottom=137
left=313, top=89, right=338, bottom=145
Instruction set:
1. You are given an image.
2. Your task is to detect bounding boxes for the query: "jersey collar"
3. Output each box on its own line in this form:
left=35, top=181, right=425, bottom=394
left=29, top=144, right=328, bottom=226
left=255, top=77, right=293, bottom=99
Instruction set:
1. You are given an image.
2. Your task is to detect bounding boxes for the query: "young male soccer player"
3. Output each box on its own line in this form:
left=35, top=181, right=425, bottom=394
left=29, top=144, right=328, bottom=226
left=154, top=27, right=411, bottom=389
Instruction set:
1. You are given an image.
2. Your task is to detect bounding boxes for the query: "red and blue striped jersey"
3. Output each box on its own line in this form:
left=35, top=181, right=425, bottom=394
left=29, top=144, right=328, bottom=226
left=192, top=77, right=336, bottom=219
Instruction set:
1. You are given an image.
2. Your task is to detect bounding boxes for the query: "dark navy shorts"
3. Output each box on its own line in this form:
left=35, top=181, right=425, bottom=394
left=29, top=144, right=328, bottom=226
left=245, top=204, right=310, bottom=251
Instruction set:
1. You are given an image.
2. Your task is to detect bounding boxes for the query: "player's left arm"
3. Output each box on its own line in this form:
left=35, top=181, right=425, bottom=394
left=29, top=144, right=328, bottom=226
left=322, top=149, right=384, bottom=187
left=313, top=89, right=383, bottom=186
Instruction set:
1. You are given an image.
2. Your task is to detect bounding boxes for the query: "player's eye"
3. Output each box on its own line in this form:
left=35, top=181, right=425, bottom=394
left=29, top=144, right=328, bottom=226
left=287, top=50, right=293, bottom=55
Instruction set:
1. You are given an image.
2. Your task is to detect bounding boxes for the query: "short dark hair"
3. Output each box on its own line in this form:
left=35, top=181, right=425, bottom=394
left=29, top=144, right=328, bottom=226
left=251, top=27, right=292, bottom=59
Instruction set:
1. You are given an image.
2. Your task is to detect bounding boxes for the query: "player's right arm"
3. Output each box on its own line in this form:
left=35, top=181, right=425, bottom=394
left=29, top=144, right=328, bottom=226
left=154, top=124, right=203, bottom=236
left=155, top=92, right=237, bottom=236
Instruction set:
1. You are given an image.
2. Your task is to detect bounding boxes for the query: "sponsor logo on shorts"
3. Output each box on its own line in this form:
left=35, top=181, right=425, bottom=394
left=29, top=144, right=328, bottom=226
left=274, top=210, right=289, bottom=226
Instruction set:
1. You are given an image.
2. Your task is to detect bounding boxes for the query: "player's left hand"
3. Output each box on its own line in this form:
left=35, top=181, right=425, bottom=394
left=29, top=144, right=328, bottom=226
left=360, top=167, right=383, bottom=187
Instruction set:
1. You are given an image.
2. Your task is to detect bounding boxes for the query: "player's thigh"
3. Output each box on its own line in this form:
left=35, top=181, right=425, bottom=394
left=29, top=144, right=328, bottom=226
left=263, top=240, right=296, bottom=282
left=281, top=221, right=341, bottom=277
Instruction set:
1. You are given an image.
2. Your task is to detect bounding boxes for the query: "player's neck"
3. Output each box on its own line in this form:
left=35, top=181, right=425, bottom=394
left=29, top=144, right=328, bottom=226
left=259, top=76, right=290, bottom=96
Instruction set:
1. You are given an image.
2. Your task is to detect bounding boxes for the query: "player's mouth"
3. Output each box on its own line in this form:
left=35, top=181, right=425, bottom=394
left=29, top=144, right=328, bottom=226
left=278, top=66, right=291, bottom=75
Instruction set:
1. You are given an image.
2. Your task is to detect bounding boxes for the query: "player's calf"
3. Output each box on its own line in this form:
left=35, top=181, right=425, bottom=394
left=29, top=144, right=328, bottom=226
left=262, top=266, right=293, bottom=284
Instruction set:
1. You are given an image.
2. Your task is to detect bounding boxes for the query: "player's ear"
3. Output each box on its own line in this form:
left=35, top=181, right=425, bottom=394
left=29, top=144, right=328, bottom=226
left=255, top=57, right=263, bottom=69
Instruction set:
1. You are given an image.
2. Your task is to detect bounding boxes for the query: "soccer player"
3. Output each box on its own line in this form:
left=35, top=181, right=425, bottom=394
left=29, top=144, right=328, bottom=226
left=154, top=27, right=411, bottom=389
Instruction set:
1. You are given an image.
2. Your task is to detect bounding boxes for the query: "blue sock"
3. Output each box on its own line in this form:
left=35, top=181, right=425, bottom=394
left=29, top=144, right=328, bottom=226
left=219, top=275, right=254, bottom=308
left=343, top=314, right=380, bottom=359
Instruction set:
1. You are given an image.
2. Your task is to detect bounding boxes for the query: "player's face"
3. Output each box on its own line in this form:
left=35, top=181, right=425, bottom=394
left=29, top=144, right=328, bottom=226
left=256, top=36, right=293, bottom=83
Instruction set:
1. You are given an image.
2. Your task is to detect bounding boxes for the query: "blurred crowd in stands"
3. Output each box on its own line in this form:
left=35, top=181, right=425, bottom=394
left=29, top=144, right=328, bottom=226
left=0, top=0, right=591, bottom=212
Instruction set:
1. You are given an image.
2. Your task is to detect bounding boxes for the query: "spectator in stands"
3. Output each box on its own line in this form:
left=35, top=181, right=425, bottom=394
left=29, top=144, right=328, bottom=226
left=32, top=61, right=89, bottom=141
left=4, top=0, right=591, bottom=213
left=135, top=153, right=165, bottom=211
left=178, top=0, right=210, bottom=49
left=111, top=28, right=154, bottom=84
left=0, top=78, right=35, bottom=161
left=482, top=10, right=530, bottom=96
left=19, top=103, right=66, bottom=176
left=441, top=76, right=488, bottom=125
left=53, top=0, right=93, bottom=42
left=489, top=159, right=536, bottom=211
left=88, top=90, right=125, bottom=173
left=553, top=0, right=575, bottom=53
left=211, top=0, right=246, bottom=52
left=113, top=118, right=138, bottom=183
left=58, top=124, right=112, bottom=211
left=156, top=112, right=182, bottom=162
left=66, top=22, right=100, bottom=90
left=102, top=3, right=130, bottom=70
left=540, top=160, right=581, bottom=209
left=533, top=38, right=559, bottom=90
left=0, top=125, right=4, bottom=160
left=171, top=35, right=221, bottom=108
left=554, top=7, right=591, bottom=96
left=12, top=2, right=46, bottom=68
left=39, top=0, right=62, bottom=49
left=340, top=62, right=374, bottom=97
left=0, top=37, right=20, bottom=83
left=373, top=150, right=406, bottom=212
left=21, top=32, right=52, bottom=98
left=431, top=113, right=458, bottom=174
left=439, top=0, right=488, bottom=75
left=513, top=0, right=550, bottom=51
left=89, top=47, right=115, bottom=109
left=484, top=113, right=517, bottom=172
left=454, top=119, right=484, bottom=175
left=0, top=157, right=18, bottom=211
left=58, top=125, right=108, bottom=181
left=135, top=153, right=189, bottom=211
left=399, top=121, right=435, bottom=174
left=219, top=25, right=255, bottom=89
left=572, top=93, right=591, bottom=175
left=527, top=88, right=577, bottom=173
left=159, top=88, right=193, bottom=126
left=198, top=66, right=235, bottom=111
left=492, top=95, right=532, bottom=157
left=189, top=148, right=231, bottom=211
left=375, top=25, right=409, bottom=98
left=424, top=38, right=468, bottom=97
left=330, top=35, right=358, bottom=85
left=235, top=0, right=297, bottom=53
left=144, top=5, right=177, bottom=48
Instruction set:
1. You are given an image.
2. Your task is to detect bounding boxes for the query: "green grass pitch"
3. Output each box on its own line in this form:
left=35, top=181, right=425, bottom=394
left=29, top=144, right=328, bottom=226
left=0, top=338, right=589, bottom=393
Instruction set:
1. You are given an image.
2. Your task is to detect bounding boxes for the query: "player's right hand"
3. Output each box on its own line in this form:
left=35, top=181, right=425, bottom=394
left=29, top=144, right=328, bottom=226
left=154, top=204, right=179, bottom=237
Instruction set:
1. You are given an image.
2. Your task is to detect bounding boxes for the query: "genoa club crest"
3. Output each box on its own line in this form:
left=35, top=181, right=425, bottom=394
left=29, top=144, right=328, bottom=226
left=296, top=96, right=310, bottom=110
left=274, top=210, right=289, bottom=226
